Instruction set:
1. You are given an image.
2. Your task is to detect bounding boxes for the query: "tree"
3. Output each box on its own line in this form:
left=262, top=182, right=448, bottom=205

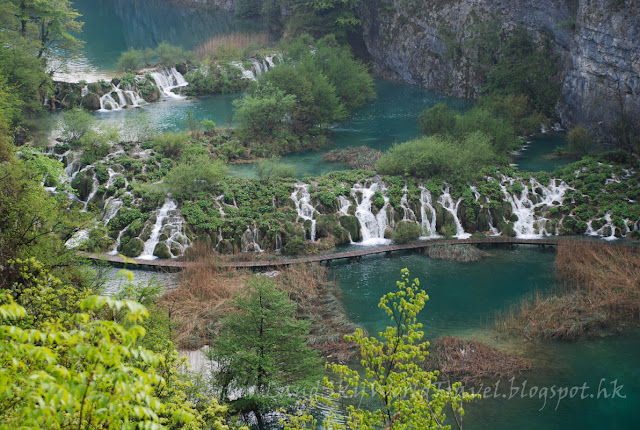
left=211, top=276, right=322, bottom=429
left=418, top=103, right=457, bottom=135
left=8, top=0, right=84, bottom=60
left=234, top=81, right=297, bottom=137
left=117, top=47, right=144, bottom=72
left=567, top=125, right=593, bottom=156
left=0, top=292, right=196, bottom=429
left=283, top=269, right=480, bottom=430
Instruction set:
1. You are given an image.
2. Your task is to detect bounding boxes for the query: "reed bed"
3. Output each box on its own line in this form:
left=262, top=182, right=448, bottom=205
left=495, top=242, right=640, bottom=340
left=426, top=244, right=487, bottom=262
left=161, top=243, right=361, bottom=359
left=195, top=32, right=271, bottom=60
left=425, top=336, right=531, bottom=384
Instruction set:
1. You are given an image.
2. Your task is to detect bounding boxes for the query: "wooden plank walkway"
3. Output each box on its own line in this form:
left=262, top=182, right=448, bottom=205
left=78, top=236, right=635, bottom=272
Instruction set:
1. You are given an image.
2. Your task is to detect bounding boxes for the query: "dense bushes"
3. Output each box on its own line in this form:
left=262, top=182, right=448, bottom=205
left=376, top=131, right=501, bottom=182
left=233, top=34, right=373, bottom=139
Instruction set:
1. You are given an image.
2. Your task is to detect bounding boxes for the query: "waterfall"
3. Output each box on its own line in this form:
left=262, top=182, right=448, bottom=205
left=399, top=186, right=417, bottom=222
left=65, top=229, right=90, bottom=249
left=500, top=178, right=570, bottom=238
left=291, top=184, right=317, bottom=242
left=139, top=199, right=178, bottom=260
left=102, top=198, right=123, bottom=225
left=231, top=56, right=276, bottom=81
left=418, top=186, right=438, bottom=238
left=81, top=85, right=89, bottom=97
left=241, top=225, right=263, bottom=253
left=351, top=182, right=391, bottom=245
left=470, top=186, right=500, bottom=235
left=81, top=171, right=100, bottom=211
left=108, top=226, right=128, bottom=255
left=99, top=83, right=145, bottom=111
left=437, top=186, right=471, bottom=239
left=337, top=195, right=351, bottom=215
left=149, top=67, right=188, bottom=98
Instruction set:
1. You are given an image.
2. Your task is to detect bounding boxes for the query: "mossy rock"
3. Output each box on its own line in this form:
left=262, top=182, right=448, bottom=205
left=440, top=210, right=457, bottom=236
left=316, top=214, right=339, bottom=239
left=170, top=246, right=181, bottom=256
left=628, top=230, right=640, bottom=240
left=339, top=216, right=361, bottom=242
left=498, top=221, right=517, bottom=237
left=122, top=238, right=144, bottom=258
left=384, top=226, right=393, bottom=239
left=71, top=171, right=94, bottom=201
left=477, top=209, right=490, bottom=232
left=153, top=242, right=172, bottom=259
left=392, top=221, right=420, bottom=244
left=83, top=93, right=101, bottom=111
left=217, top=239, right=234, bottom=254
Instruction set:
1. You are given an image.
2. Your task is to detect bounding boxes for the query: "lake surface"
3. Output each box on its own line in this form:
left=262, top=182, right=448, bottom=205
left=331, top=246, right=639, bottom=430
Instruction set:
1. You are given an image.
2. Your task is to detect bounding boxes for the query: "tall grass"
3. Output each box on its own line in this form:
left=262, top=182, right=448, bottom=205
left=425, top=336, right=531, bottom=384
left=161, top=243, right=361, bottom=359
left=495, top=242, right=640, bottom=340
left=195, top=32, right=271, bottom=61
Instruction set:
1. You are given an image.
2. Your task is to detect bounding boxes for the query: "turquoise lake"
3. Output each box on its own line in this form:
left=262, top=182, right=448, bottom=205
left=71, top=2, right=635, bottom=427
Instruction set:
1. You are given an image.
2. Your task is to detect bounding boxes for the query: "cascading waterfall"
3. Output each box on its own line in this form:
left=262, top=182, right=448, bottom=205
left=231, top=56, right=277, bottom=81
left=139, top=199, right=179, bottom=260
left=291, top=184, right=317, bottom=241
left=351, top=182, right=391, bottom=245
left=437, top=186, right=471, bottom=239
left=241, top=225, right=263, bottom=253
left=337, top=195, right=352, bottom=215
left=149, top=67, right=188, bottom=98
left=500, top=177, right=570, bottom=238
left=470, top=186, right=500, bottom=235
left=399, top=186, right=417, bottom=222
left=418, top=186, right=438, bottom=238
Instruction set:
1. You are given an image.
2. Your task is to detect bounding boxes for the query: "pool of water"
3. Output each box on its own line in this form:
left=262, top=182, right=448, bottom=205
left=514, top=132, right=570, bottom=172
left=64, top=0, right=263, bottom=80
left=329, top=246, right=639, bottom=429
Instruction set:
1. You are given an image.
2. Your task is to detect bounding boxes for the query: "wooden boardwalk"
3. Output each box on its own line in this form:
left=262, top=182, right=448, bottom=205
left=78, top=236, right=634, bottom=272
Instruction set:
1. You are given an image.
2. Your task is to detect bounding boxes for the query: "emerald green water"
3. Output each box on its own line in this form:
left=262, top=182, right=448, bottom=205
left=231, top=80, right=472, bottom=177
left=330, top=247, right=639, bottom=429
left=515, top=132, right=570, bottom=173
left=69, top=0, right=262, bottom=77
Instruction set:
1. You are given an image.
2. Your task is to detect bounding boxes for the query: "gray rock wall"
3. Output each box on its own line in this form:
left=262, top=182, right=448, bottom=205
left=359, top=0, right=639, bottom=138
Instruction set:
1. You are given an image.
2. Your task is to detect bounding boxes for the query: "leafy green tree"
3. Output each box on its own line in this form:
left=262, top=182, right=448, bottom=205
left=283, top=269, right=480, bottom=430
left=262, top=62, right=346, bottom=134
left=60, top=108, right=94, bottom=142
left=234, top=82, right=297, bottom=137
left=164, top=154, right=228, bottom=199
left=0, top=292, right=196, bottom=429
left=211, top=276, right=322, bottom=429
left=156, top=42, right=191, bottom=67
left=454, top=107, right=517, bottom=154
left=117, top=47, right=144, bottom=72
left=567, top=125, right=593, bottom=156
left=418, top=103, right=457, bottom=135
left=288, top=0, right=364, bottom=39
left=7, top=0, right=84, bottom=59
left=256, top=156, right=296, bottom=181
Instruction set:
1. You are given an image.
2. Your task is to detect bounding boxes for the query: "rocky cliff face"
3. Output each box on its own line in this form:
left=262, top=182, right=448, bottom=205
left=359, top=0, right=639, bottom=137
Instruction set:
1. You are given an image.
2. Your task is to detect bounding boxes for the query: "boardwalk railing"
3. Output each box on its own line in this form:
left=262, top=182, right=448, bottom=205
left=78, top=236, right=635, bottom=271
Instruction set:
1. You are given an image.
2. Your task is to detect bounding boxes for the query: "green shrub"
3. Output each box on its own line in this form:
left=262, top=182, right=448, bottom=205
left=117, top=48, right=144, bottom=73
left=256, top=156, right=296, bottom=181
left=418, top=103, right=457, bottom=135
left=567, top=125, right=593, bottom=156
left=164, top=154, right=228, bottom=199
left=393, top=221, right=421, bottom=244
left=376, top=132, right=501, bottom=182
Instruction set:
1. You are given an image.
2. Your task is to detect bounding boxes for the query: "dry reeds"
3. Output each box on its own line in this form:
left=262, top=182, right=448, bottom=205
left=426, top=244, right=487, bottom=262
left=425, top=336, right=532, bottom=384
left=195, top=32, right=271, bottom=60
left=161, top=244, right=361, bottom=359
left=495, top=242, right=640, bottom=340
